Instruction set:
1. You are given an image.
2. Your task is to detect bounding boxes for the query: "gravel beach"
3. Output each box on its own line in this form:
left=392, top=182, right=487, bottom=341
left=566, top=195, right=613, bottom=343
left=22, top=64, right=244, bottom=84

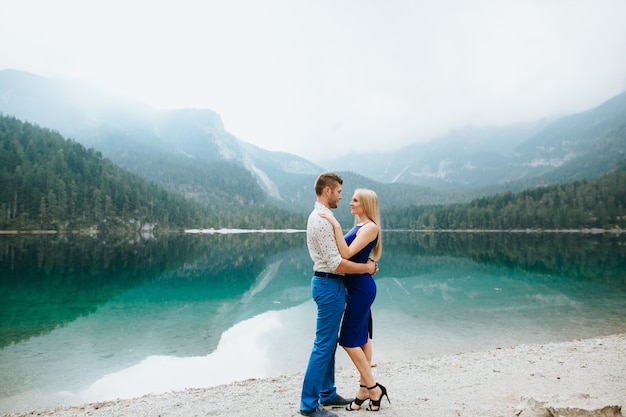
left=2, top=334, right=624, bottom=417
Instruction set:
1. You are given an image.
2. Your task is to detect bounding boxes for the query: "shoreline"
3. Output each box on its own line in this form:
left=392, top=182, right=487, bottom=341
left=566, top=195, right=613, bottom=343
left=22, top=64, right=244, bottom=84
left=1, top=227, right=625, bottom=235
left=2, top=334, right=624, bottom=417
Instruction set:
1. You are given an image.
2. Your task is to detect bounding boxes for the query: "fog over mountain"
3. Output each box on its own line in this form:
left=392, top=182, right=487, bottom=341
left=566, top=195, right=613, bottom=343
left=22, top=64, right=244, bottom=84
left=1, top=1, right=625, bottom=162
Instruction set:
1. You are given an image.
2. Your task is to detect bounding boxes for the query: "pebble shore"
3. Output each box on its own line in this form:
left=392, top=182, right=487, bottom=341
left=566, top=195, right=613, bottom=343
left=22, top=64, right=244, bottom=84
left=2, top=334, right=624, bottom=417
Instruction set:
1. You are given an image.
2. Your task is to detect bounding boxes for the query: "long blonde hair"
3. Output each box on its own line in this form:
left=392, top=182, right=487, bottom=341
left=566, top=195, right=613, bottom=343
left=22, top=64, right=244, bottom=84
left=354, top=188, right=382, bottom=260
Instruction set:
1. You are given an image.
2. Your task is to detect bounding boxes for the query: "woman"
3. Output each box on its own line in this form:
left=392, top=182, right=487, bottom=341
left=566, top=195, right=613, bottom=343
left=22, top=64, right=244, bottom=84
left=319, top=188, right=389, bottom=412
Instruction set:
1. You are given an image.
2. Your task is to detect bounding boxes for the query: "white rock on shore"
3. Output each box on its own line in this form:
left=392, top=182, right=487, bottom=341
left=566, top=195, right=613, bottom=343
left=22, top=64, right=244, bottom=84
left=2, top=334, right=624, bottom=417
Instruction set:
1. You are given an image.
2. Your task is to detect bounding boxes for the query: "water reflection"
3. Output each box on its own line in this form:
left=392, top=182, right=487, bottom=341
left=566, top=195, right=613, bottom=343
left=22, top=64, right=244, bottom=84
left=77, top=307, right=298, bottom=403
left=0, top=231, right=625, bottom=413
left=0, top=232, right=311, bottom=349
left=388, top=231, right=626, bottom=286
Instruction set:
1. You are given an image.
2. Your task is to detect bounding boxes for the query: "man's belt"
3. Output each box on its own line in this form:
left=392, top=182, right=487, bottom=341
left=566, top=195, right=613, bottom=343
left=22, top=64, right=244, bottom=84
left=314, top=271, right=344, bottom=279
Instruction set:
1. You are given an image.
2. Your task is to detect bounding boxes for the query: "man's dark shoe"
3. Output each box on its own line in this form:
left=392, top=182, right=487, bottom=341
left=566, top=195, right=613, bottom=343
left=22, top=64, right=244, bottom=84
left=321, top=394, right=354, bottom=408
left=300, top=407, right=338, bottom=417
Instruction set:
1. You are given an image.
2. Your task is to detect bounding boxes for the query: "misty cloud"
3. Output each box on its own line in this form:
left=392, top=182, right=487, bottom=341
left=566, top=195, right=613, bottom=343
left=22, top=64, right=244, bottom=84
left=1, top=0, right=625, bottom=162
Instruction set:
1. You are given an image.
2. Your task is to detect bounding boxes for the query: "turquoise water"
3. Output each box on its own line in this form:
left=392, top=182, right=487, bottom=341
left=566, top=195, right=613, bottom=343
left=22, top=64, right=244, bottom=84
left=1, top=231, right=625, bottom=413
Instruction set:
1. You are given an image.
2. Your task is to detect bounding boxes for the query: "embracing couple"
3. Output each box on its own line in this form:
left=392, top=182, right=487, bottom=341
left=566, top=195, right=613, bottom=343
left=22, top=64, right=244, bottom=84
left=300, top=172, right=390, bottom=417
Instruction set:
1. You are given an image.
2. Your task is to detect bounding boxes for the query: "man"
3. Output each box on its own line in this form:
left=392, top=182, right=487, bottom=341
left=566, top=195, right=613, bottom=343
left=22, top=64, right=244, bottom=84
left=300, top=172, right=378, bottom=417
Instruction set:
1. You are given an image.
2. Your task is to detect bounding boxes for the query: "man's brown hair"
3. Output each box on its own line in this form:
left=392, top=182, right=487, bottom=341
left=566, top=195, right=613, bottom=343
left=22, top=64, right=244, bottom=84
left=314, top=172, right=343, bottom=196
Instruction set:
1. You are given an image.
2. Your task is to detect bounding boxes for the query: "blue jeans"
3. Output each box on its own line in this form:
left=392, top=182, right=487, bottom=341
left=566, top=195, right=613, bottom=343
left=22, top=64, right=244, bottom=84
left=300, top=276, right=346, bottom=412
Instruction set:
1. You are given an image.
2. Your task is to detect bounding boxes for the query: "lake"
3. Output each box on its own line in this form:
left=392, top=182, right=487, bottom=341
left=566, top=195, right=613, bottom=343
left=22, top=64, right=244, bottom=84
left=1, top=231, right=625, bottom=414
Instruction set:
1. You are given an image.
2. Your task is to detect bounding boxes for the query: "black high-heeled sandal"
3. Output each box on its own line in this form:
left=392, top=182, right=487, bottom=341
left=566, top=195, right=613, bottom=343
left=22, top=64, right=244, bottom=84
left=366, top=383, right=390, bottom=412
left=346, top=384, right=369, bottom=411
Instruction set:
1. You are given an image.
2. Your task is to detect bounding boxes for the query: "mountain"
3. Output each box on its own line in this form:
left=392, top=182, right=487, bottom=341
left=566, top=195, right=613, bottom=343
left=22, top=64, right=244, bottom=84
left=0, top=69, right=321, bottom=209
left=2, top=69, right=625, bottom=216
left=0, top=115, right=208, bottom=231
left=508, top=92, right=626, bottom=185
left=0, top=114, right=309, bottom=230
left=0, top=69, right=463, bottom=218
left=327, top=92, right=626, bottom=189
left=327, top=123, right=540, bottom=188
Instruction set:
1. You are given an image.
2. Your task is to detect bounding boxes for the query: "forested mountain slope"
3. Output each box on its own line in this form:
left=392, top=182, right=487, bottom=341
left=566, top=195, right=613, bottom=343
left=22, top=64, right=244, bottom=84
left=385, top=160, right=626, bottom=230
left=0, top=116, right=304, bottom=231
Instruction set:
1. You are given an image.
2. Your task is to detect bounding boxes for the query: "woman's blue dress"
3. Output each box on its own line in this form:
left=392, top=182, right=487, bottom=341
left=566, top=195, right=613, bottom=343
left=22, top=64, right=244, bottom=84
left=338, top=225, right=378, bottom=348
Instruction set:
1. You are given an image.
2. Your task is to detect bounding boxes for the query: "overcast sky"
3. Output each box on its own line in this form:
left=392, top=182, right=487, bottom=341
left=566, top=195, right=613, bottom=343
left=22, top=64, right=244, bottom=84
left=2, top=0, right=626, bottom=163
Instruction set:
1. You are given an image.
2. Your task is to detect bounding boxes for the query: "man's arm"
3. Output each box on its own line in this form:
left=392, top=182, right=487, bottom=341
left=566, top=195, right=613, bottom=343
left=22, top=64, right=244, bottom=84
left=335, top=258, right=377, bottom=275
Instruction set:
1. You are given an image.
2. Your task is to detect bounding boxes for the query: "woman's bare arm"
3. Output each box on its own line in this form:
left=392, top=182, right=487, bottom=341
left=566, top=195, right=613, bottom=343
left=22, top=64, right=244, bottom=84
left=319, top=212, right=378, bottom=259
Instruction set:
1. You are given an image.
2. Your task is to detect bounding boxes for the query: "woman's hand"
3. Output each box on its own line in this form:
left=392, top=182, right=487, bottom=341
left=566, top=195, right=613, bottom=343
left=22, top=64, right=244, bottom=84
left=319, top=211, right=350, bottom=258
left=318, top=211, right=341, bottom=229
